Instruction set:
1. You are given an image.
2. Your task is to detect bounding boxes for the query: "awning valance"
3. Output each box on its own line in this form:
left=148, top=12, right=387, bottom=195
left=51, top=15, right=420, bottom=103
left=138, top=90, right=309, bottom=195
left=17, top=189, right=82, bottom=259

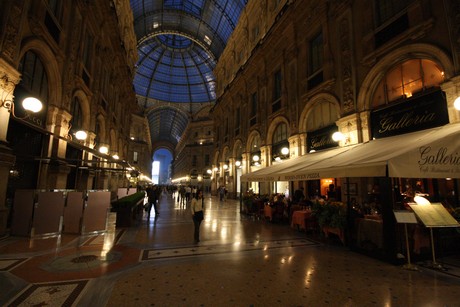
left=241, top=123, right=460, bottom=182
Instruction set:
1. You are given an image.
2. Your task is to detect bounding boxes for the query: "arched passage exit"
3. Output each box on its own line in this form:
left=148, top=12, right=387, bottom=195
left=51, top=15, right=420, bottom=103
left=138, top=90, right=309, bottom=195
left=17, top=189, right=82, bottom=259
left=152, top=148, right=173, bottom=184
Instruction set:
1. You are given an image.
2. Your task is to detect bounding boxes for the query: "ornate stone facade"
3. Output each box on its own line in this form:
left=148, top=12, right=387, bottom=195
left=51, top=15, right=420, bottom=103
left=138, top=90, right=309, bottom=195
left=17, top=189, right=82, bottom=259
left=0, top=0, right=150, bottom=235
left=211, top=0, right=460, bottom=197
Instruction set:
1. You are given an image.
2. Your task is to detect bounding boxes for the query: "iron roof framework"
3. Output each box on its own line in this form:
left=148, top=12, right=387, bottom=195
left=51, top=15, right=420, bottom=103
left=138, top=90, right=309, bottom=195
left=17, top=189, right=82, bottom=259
left=130, top=0, right=247, bottom=148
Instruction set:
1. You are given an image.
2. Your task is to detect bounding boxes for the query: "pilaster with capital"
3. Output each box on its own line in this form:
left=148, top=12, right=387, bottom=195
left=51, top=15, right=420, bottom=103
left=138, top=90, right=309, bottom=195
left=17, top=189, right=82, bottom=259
left=260, top=145, right=271, bottom=167
left=0, top=62, right=21, bottom=235
left=359, top=111, right=371, bottom=143
left=38, top=106, right=72, bottom=189
left=441, top=76, right=460, bottom=124
left=288, top=134, right=301, bottom=158
left=335, top=113, right=361, bottom=146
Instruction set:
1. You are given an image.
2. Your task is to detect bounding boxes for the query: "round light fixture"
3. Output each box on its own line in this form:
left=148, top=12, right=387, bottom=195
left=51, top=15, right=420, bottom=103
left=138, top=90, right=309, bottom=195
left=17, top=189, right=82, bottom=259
left=22, top=97, right=43, bottom=113
left=223, top=164, right=228, bottom=170
left=454, top=96, right=460, bottom=111
left=207, top=169, right=212, bottom=174
left=252, top=155, right=260, bottom=162
left=75, top=130, right=88, bottom=140
left=99, top=146, right=109, bottom=154
left=281, top=147, right=289, bottom=155
left=332, top=131, right=345, bottom=142
left=235, top=160, right=241, bottom=167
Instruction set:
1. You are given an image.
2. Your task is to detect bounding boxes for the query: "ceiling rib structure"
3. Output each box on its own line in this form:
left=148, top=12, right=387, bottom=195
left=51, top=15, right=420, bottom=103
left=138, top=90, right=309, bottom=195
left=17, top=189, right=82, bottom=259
left=130, top=0, right=247, bottom=148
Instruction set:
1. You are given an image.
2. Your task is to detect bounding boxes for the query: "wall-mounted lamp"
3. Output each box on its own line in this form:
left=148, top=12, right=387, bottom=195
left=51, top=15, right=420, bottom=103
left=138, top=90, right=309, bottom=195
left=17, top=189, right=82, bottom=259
left=207, top=169, right=212, bottom=174
left=252, top=155, right=260, bottom=162
left=112, top=154, right=119, bottom=160
left=223, top=164, right=228, bottom=170
left=1, top=91, right=43, bottom=118
left=332, top=131, right=349, bottom=144
left=75, top=130, right=88, bottom=141
left=99, top=145, right=109, bottom=154
left=235, top=160, right=241, bottom=167
left=213, top=167, right=218, bottom=172
left=281, top=147, right=289, bottom=156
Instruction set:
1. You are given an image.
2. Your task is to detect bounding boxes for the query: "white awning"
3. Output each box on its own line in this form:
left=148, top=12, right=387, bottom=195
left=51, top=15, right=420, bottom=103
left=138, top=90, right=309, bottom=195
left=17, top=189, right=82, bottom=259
left=240, top=145, right=354, bottom=182
left=242, top=123, right=460, bottom=182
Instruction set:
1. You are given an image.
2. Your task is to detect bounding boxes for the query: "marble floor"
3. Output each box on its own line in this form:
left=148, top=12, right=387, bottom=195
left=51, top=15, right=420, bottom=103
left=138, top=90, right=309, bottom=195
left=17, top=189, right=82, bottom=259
left=1, top=192, right=459, bottom=306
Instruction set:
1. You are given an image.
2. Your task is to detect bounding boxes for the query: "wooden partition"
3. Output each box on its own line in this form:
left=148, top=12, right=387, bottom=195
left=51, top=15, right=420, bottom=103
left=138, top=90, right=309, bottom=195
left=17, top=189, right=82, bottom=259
left=63, top=192, right=85, bottom=234
left=32, top=191, right=65, bottom=236
left=82, top=191, right=110, bottom=233
left=10, top=190, right=35, bottom=236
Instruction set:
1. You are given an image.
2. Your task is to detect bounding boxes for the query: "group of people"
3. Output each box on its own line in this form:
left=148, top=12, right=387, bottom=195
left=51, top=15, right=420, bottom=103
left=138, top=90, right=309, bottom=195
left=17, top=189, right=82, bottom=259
left=145, top=184, right=205, bottom=244
left=176, top=185, right=200, bottom=206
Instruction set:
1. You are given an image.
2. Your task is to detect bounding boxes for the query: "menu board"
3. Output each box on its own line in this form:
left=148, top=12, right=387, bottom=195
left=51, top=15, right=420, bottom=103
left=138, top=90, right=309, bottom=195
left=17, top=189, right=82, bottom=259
left=393, top=211, right=418, bottom=224
left=409, top=203, right=460, bottom=227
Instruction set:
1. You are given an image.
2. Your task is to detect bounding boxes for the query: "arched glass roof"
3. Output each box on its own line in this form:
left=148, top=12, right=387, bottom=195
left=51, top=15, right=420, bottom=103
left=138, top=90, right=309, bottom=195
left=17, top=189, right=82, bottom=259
left=130, top=0, right=247, bottom=147
left=136, top=35, right=216, bottom=103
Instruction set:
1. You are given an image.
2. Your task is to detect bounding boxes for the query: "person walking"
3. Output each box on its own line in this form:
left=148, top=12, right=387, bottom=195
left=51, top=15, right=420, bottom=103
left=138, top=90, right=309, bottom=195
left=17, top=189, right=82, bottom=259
left=191, top=190, right=204, bottom=243
left=219, top=186, right=225, bottom=201
left=147, top=185, right=160, bottom=215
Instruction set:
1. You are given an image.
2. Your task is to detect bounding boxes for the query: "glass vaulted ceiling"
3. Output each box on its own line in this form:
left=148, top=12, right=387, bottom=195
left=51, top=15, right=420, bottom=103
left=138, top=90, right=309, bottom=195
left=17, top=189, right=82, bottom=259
left=130, top=0, right=247, bottom=147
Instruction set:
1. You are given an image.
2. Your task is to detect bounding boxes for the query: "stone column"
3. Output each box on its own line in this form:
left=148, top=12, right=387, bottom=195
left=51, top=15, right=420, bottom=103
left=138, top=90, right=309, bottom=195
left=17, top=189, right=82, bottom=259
left=288, top=134, right=302, bottom=158
left=39, top=106, right=72, bottom=189
left=441, top=75, right=460, bottom=124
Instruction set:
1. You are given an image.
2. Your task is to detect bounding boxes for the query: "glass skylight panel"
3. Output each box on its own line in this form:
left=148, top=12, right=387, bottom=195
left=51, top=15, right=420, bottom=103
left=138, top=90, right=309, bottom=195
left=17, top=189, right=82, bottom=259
left=131, top=0, right=248, bottom=139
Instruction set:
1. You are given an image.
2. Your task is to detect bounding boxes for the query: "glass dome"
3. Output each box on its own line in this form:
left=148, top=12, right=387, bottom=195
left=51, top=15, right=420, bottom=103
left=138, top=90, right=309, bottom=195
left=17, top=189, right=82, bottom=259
left=130, top=0, right=247, bottom=146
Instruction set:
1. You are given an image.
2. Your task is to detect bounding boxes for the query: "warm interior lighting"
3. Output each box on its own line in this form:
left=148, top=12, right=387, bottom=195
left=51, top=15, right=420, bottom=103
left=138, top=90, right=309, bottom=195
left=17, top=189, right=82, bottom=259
left=75, top=130, right=88, bottom=140
left=414, top=196, right=431, bottom=205
left=274, top=156, right=281, bottom=161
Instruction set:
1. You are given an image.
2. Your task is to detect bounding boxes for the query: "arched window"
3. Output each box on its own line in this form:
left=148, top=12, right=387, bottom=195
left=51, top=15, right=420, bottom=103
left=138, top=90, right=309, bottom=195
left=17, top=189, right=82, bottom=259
left=372, top=59, right=444, bottom=108
left=306, top=101, right=338, bottom=131
left=18, top=51, right=49, bottom=103
left=250, top=135, right=261, bottom=165
left=272, top=123, right=289, bottom=161
left=70, top=96, right=83, bottom=132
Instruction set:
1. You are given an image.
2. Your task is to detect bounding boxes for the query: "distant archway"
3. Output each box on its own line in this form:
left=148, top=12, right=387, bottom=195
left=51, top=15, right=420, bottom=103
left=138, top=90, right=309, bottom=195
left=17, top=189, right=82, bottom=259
left=153, top=148, right=173, bottom=184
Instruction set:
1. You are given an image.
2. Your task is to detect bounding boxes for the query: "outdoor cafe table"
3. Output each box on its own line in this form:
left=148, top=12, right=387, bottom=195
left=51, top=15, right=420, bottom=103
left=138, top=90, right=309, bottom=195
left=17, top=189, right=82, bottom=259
left=291, top=210, right=312, bottom=231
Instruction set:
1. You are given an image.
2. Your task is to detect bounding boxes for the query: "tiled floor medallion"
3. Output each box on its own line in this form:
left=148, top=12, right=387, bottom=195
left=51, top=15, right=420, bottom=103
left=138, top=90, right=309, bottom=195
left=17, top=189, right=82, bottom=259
left=6, top=280, right=88, bottom=306
left=42, top=251, right=122, bottom=272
